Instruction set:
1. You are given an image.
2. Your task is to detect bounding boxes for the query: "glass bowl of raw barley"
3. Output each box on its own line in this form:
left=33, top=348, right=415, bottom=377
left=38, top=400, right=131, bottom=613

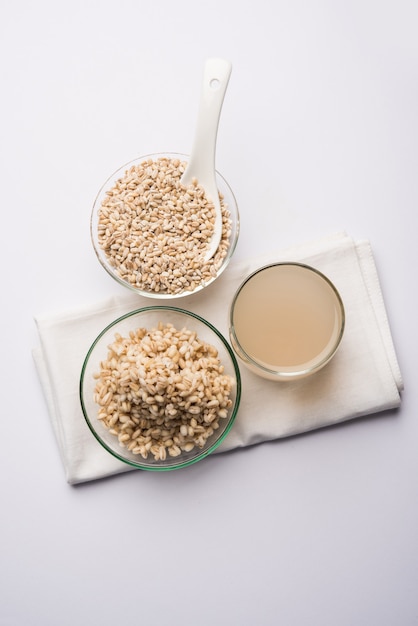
left=91, top=153, right=240, bottom=298
left=80, top=306, right=241, bottom=471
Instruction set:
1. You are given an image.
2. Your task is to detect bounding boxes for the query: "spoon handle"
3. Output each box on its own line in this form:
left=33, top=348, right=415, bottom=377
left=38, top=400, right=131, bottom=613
left=185, top=58, right=232, bottom=182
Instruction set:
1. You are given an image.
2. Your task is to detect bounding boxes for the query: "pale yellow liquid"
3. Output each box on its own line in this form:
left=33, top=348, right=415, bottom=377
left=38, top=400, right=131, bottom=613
left=231, top=264, right=343, bottom=373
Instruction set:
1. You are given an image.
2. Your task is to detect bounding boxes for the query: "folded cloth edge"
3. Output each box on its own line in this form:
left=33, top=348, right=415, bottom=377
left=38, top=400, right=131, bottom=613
left=354, top=240, right=403, bottom=392
left=32, top=347, right=134, bottom=483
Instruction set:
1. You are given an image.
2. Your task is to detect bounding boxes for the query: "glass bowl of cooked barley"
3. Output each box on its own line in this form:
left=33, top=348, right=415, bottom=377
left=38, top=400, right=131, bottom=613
left=80, top=306, right=241, bottom=471
left=90, top=153, right=240, bottom=299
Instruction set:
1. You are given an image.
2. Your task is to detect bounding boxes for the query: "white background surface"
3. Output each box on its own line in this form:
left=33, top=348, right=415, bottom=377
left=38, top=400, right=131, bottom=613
left=1, top=1, right=417, bottom=625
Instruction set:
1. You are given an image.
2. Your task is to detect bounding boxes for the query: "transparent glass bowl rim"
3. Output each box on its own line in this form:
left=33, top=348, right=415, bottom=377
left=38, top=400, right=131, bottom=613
left=79, top=305, right=242, bottom=471
left=90, top=152, right=240, bottom=299
left=229, top=262, right=346, bottom=380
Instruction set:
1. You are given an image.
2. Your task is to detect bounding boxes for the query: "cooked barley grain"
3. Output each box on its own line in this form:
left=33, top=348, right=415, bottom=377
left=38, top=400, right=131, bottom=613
left=93, top=322, right=234, bottom=462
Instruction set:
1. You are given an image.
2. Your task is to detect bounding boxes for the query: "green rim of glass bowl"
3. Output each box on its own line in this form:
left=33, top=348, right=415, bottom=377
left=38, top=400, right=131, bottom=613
left=79, top=306, right=242, bottom=471
left=90, top=152, right=240, bottom=299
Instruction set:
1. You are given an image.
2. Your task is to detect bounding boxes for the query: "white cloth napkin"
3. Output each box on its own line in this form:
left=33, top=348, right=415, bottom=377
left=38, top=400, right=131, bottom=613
left=33, top=233, right=403, bottom=484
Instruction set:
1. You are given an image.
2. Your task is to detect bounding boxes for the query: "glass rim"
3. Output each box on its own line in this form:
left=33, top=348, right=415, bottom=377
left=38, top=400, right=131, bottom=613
left=79, top=305, right=242, bottom=471
left=229, top=262, right=346, bottom=380
left=90, top=152, right=240, bottom=300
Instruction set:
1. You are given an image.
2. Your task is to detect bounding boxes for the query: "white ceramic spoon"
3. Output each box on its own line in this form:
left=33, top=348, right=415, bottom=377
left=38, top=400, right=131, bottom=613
left=181, top=58, right=232, bottom=261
